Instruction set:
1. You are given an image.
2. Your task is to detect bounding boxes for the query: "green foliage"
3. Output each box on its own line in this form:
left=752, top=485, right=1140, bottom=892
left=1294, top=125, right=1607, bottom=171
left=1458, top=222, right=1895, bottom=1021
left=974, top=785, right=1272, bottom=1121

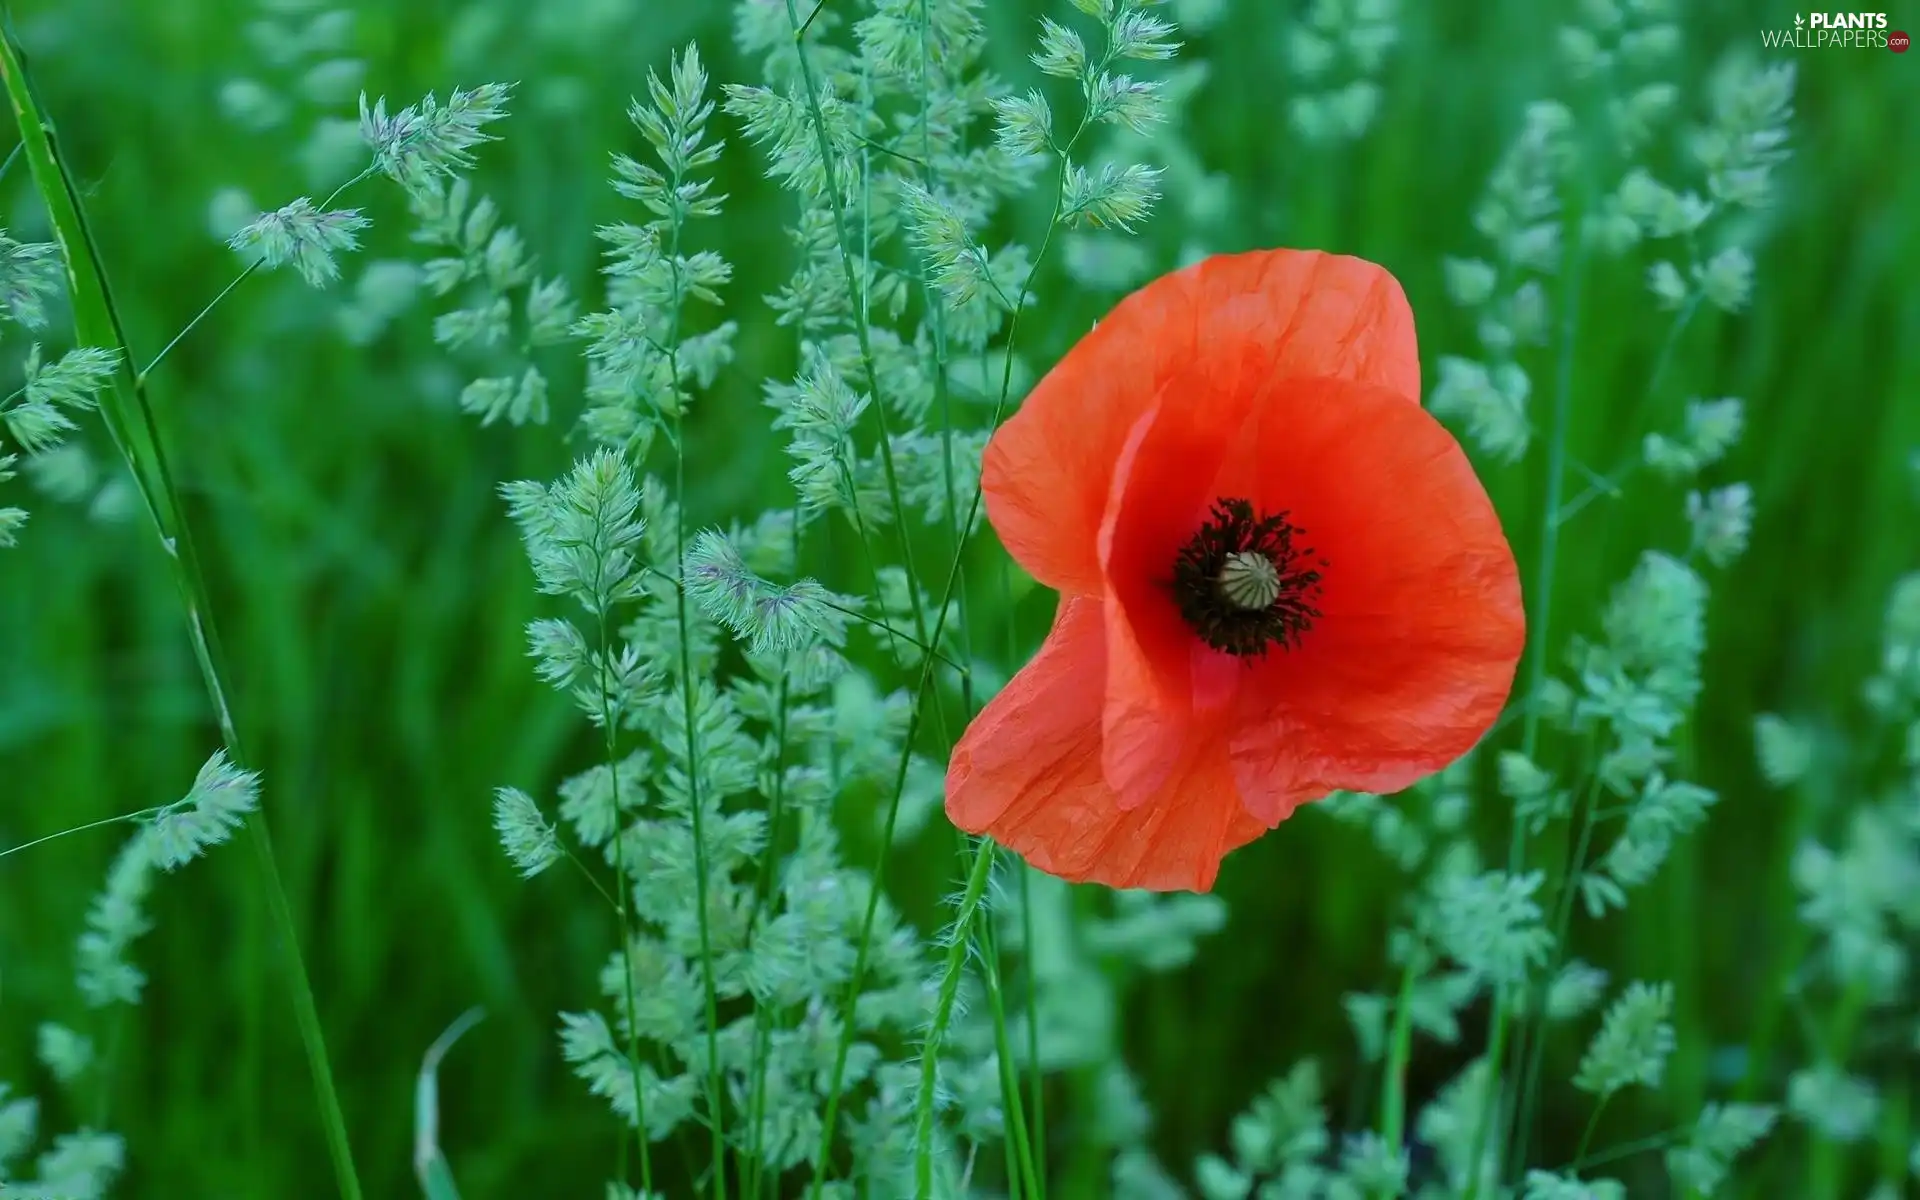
left=1573, top=980, right=1675, bottom=1098
left=1, top=0, right=1915, bottom=1198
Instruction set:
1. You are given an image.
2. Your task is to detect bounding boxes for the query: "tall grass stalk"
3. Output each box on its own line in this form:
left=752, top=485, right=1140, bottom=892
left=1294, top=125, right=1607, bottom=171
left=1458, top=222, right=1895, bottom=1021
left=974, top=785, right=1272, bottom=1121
left=778, top=1, right=935, bottom=649
left=915, top=839, right=998, bottom=1197
left=810, top=21, right=1105, bottom=1184
left=742, top=525, right=801, bottom=1199
left=1379, top=957, right=1419, bottom=1158
left=0, top=27, right=363, bottom=1200
left=979, top=907, right=1044, bottom=1199
left=770, top=0, right=1042, bottom=1184
left=659, top=176, right=728, bottom=1200
left=1466, top=159, right=1593, bottom=1200
left=599, top=566, right=653, bottom=1192
left=1508, top=759, right=1601, bottom=1176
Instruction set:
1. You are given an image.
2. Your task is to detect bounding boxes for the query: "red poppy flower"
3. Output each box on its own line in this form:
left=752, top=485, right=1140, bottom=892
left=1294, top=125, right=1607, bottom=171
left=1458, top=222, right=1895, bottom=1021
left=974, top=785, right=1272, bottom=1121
left=945, top=249, right=1524, bottom=892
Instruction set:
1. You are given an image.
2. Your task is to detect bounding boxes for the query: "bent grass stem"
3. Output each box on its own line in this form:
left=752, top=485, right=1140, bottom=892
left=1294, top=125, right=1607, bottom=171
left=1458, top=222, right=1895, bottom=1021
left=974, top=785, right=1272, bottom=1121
left=1, top=28, right=362, bottom=1200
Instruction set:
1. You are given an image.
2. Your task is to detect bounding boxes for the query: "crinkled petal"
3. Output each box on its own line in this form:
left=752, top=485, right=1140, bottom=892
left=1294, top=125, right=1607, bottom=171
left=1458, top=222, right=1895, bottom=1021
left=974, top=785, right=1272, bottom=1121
left=1094, top=389, right=1257, bottom=808
left=944, top=596, right=1267, bottom=891
left=1207, top=376, right=1524, bottom=824
left=1096, top=397, right=1211, bottom=809
left=983, top=249, right=1419, bottom=596
left=1191, top=249, right=1420, bottom=403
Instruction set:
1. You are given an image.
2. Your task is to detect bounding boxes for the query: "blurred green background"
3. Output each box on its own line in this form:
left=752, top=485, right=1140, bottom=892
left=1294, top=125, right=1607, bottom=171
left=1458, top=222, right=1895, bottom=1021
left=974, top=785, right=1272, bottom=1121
left=1, top=0, right=1915, bottom=1195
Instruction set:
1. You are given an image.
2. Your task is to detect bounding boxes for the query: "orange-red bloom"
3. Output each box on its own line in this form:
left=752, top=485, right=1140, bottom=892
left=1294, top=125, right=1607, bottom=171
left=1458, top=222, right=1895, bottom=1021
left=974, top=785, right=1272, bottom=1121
left=945, top=248, right=1525, bottom=892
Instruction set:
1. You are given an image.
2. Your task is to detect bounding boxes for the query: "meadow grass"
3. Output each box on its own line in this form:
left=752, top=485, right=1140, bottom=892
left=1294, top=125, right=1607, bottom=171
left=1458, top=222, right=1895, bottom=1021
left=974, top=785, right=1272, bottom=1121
left=1, top=0, right=1917, bottom=1197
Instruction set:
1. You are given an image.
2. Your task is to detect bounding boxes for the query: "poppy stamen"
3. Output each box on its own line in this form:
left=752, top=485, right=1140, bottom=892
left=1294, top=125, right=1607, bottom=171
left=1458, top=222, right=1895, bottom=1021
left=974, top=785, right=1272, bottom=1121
left=1171, top=497, right=1324, bottom=658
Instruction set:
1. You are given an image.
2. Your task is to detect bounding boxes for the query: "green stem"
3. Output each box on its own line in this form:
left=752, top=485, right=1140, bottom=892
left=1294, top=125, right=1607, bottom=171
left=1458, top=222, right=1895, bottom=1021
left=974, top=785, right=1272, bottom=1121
left=140, top=166, right=375, bottom=381
left=743, top=519, right=803, bottom=1200
left=0, top=27, right=362, bottom=1200
left=803, top=594, right=958, bottom=1194
left=980, top=909, right=1042, bottom=1200
left=995, top=539, right=1049, bottom=1186
left=914, top=0, right=964, bottom=599
left=912, top=11, right=1030, bottom=1192
left=1612, top=290, right=1701, bottom=471
left=1467, top=1013, right=1512, bottom=1193
left=1562, top=1123, right=1688, bottom=1173
left=0, top=807, right=165, bottom=859
left=1551, top=297, right=1699, bottom=530
left=1507, top=754, right=1601, bottom=1178
left=818, top=596, right=970, bottom=678
left=1379, top=957, right=1420, bottom=1157
left=659, top=176, right=728, bottom=1200
left=1056, top=885, right=1109, bottom=1195
left=1807, top=979, right=1870, bottom=1200
left=782, top=0, right=935, bottom=655
left=1574, top=1094, right=1611, bottom=1166
left=1467, top=174, right=1591, bottom=1200
left=831, top=449, right=954, bottom=749
left=140, top=264, right=259, bottom=380
left=599, top=594, right=652, bottom=1192
left=1018, top=863, right=1046, bottom=1194
left=672, top=460, right=725, bottom=1200
left=795, top=14, right=1095, bottom=1196
left=914, top=840, right=997, bottom=1198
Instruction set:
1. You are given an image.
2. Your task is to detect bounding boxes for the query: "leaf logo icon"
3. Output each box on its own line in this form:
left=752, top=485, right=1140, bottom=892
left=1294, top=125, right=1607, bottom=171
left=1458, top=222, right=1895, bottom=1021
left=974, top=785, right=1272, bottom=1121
left=1794, top=12, right=1805, bottom=25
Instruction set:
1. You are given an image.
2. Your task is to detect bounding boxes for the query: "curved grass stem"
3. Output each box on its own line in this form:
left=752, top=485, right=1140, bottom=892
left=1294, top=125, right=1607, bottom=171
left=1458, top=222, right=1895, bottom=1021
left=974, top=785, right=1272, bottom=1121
left=914, top=840, right=997, bottom=1198
left=0, top=29, right=362, bottom=1200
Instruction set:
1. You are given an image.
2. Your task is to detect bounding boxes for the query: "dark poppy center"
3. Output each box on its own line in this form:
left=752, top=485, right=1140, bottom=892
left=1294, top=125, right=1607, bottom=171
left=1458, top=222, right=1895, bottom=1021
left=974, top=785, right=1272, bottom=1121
left=1170, top=497, right=1325, bottom=657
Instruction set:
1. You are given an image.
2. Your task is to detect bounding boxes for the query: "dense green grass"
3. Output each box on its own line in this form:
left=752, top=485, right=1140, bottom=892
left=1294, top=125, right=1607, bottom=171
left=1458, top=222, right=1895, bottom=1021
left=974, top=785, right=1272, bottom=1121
left=1, top=0, right=1915, bottom=1196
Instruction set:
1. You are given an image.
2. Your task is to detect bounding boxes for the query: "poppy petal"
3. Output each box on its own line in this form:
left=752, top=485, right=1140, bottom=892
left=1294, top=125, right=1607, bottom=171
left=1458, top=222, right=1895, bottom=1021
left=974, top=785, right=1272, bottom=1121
left=944, top=595, right=1267, bottom=891
left=1094, top=393, right=1247, bottom=808
left=982, top=249, right=1419, bottom=597
left=1207, top=376, right=1525, bottom=824
left=1191, top=249, right=1421, bottom=403
left=1098, top=591, right=1195, bottom=809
